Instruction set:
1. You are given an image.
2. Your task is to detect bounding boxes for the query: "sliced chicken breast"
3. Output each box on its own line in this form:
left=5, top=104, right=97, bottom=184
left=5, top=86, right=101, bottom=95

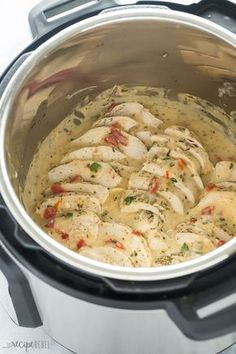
left=212, top=161, right=236, bottom=183
left=61, top=146, right=126, bottom=163
left=97, top=222, right=151, bottom=267
left=108, top=102, right=162, bottom=128
left=48, top=160, right=122, bottom=188
left=47, top=182, right=109, bottom=204
left=176, top=232, right=215, bottom=254
left=93, top=115, right=138, bottom=131
left=49, top=212, right=100, bottom=247
left=38, top=193, right=101, bottom=217
left=151, top=132, right=212, bottom=174
left=80, top=246, right=133, bottom=267
left=135, top=130, right=153, bottom=147
left=110, top=162, right=138, bottom=179
left=142, top=159, right=198, bottom=204
left=165, top=125, right=204, bottom=149
left=72, top=127, right=110, bottom=146
left=128, top=171, right=186, bottom=214
left=196, top=190, right=236, bottom=227
left=121, top=190, right=167, bottom=220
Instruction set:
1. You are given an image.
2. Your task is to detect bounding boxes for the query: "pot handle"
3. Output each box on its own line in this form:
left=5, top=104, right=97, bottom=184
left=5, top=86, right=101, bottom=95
left=168, top=259, right=236, bottom=340
left=0, top=243, right=42, bottom=328
left=28, top=0, right=236, bottom=39
left=104, top=257, right=236, bottom=340
left=28, top=0, right=120, bottom=38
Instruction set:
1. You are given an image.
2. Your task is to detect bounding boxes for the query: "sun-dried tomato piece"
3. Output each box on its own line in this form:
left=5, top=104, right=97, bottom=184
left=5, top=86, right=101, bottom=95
left=51, top=183, right=65, bottom=194
left=148, top=176, right=160, bottom=194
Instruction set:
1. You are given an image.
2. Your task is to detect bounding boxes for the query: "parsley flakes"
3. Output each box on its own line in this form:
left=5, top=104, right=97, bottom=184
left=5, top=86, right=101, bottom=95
left=124, top=196, right=134, bottom=205
left=90, top=162, right=102, bottom=173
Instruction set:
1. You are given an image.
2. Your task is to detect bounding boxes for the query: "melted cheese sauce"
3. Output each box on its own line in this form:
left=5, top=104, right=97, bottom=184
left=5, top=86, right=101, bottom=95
left=23, top=86, right=236, bottom=267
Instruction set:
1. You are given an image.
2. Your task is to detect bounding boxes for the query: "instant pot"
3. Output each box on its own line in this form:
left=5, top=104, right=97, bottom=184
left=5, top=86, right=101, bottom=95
left=0, top=1, right=236, bottom=353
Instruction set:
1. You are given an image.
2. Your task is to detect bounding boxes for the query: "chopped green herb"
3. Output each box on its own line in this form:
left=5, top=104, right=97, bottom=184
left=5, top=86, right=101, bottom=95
left=124, top=196, right=134, bottom=205
left=64, top=212, right=73, bottom=218
left=171, top=177, right=177, bottom=183
left=181, top=242, right=189, bottom=252
left=229, top=162, right=233, bottom=169
left=90, top=162, right=102, bottom=173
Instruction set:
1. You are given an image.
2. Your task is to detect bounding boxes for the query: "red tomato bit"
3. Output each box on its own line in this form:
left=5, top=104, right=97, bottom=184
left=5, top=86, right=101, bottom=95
left=110, top=126, right=128, bottom=146
left=43, top=206, right=57, bottom=219
left=205, top=183, right=216, bottom=192
left=116, top=241, right=125, bottom=250
left=132, top=230, right=143, bottom=236
left=54, top=228, right=69, bottom=240
left=45, top=218, right=55, bottom=228
left=51, top=183, right=65, bottom=194
left=77, top=239, right=87, bottom=250
left=148, top=176, right=160, bottom=194
left=178, top=159, right=186, bottom=170
left=218, top=239, right=226, bottom=247
left=69, top=175, right=82, bottom=183
left=111, top=122, right=122, bottom=130
left=107, top=102, right=117, bottom=112
left=104, top=126, right=128, bottom=147
left=104, top=134, right=119, bottom=148
left=201, top=205, right=214, bottom=215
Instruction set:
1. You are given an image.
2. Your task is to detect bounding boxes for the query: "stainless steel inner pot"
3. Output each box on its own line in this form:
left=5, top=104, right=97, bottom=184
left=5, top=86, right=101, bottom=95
left=0, top=8, right=236, bottom=281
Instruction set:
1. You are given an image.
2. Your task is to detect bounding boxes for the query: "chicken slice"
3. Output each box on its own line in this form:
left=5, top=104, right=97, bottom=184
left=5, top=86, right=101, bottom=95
left=49, top=212, right=100, bottom=247
left=112, top=132, right=147, bottom=160
left=151, top=133, right=212, bottom=174
left=108, top=102, right=162, bottom=128
left=142, top=159, right=198, bottom=204
left=212, top=161, right=236, bottom=183
left=38, top=193, right=101, bottom=217
left=72, top=127, right=110, bottom=146
left=170, top=149, right=203, bottom=189
left=110, top=162, right=138, bottom=179
left=80, top=246, right=133, bottom=267
left=148, top=146, right=203, bottom=190
left=190, top=220, right=233, bottom=242
left=158, top=191, right=184, bottom=215
left=93, top=115, right=138, bottom=131
left=121, top=190, right=166, bottom=221
left=146, top=231, right=169, bottom=258
left=214, top=182, right=236, bottom=192
left=48, top=160, right=122, bottom=188
left=126, top=210, right=163, bottom=235
left=135, top=131, right=153, bottom=147
left=61, top=146, right=126, bottom=163
left=165, top=125, right=204, bottom=149
left=72, top=125, right=147, bottom=160
left=147, top=145, right=170, bottom=159
left=47, top=182, right=109, bottom=204
left=176, top=232, right=215, bottom=254
left=128, top=171, right=185, bottom=214
left=97, top=222, right=151, bottom=267
left=194, top=191, right=236, bottom=234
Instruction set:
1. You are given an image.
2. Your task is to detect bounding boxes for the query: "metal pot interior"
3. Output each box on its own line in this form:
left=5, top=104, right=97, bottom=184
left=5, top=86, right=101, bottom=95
left=0, top=9, right=236, bottom=280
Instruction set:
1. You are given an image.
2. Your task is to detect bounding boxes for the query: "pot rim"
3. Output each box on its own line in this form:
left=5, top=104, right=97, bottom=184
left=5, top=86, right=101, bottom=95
left=0, top=8, right=236, bottom=281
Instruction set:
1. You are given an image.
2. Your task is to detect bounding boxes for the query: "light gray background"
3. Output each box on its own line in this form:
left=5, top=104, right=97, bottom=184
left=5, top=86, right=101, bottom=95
left=0, top=1, right=235, bottom=354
